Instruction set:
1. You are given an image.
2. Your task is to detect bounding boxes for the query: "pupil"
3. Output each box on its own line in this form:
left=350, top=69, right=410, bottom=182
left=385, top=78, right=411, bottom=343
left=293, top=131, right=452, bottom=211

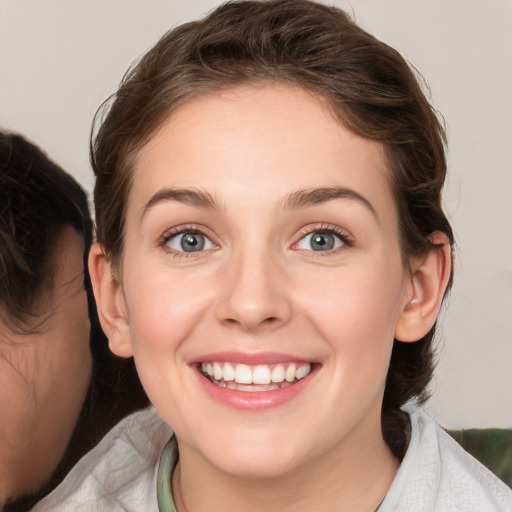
left=181, top=233, right=205, bottom=252
left=311, top=232, right=334, bottom=251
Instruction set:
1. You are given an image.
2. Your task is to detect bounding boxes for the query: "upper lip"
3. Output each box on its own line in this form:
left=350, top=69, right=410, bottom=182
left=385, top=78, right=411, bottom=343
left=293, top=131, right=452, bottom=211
left=189, top=351, right=316, bottom=366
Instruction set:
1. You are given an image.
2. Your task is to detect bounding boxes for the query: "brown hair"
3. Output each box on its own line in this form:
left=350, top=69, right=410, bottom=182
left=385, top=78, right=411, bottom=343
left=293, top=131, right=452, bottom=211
left=91, top=0, right=454, bottom=459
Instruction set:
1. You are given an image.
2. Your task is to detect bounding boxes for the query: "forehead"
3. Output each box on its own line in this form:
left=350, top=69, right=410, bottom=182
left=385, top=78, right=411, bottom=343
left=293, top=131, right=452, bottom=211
left=34, top=227, right=86, bottom=308
left=129, top=84, right=394, bottom=218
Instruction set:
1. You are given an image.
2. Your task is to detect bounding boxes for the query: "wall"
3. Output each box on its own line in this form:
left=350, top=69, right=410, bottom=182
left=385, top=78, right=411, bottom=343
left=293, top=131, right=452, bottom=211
left=1, top=0, right=511, bottom=428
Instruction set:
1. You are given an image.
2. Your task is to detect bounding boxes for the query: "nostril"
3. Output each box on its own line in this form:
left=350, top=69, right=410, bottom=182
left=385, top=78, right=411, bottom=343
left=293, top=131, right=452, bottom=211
left=222, top=315, right=279, bottom=330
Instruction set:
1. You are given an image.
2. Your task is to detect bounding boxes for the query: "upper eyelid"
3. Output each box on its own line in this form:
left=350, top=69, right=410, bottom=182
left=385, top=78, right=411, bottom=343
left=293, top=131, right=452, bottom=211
left=161, top=224, right=213, bottom=242
left=291, top=224, right=354, bottom=252
left=294, top=223, right=353, bottom=241
left=160, top=226, right=217, bottom=256
left=158, top=222, right=352, bottom=249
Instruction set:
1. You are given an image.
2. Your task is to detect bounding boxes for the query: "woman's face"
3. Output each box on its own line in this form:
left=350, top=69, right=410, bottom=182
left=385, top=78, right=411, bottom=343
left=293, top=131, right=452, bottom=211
left=115, top=84, right=411, bottom=477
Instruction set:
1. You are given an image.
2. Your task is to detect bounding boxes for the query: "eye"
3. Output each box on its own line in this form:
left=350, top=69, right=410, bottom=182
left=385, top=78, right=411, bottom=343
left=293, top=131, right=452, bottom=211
left=296, top=231, right=345, bottom=252
left=165, top=231, right=215, bottom=253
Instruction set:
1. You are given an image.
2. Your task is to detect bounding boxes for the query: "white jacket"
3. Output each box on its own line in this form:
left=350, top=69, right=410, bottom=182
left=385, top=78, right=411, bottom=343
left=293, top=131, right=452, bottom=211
left=33, top=405, right=512, bottom=511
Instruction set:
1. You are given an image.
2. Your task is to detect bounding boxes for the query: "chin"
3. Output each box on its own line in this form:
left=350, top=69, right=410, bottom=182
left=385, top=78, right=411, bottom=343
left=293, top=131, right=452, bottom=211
left=198, top=430, right=312, bottom=480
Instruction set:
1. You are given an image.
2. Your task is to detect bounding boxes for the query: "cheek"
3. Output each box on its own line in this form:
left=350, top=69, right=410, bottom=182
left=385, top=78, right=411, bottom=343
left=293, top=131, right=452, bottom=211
left=296, top=259, right=404, bottom=353
left=124, top=265, right=214, bottom=355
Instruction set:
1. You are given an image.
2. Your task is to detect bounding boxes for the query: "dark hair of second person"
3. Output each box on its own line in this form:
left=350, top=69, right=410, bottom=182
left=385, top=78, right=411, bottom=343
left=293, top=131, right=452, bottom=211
left=0, top=132, right=148, bottom=512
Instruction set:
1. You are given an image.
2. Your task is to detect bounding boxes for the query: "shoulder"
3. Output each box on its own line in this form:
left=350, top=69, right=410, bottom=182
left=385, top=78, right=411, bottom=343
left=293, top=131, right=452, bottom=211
left=32, top=406, right=172, bottom=512
left=380, top=404, right=512, bottom=512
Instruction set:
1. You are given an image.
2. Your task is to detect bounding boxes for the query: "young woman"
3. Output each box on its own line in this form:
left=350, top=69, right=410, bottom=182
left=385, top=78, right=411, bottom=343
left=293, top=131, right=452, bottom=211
left=34, top=1, right=512, bottom=510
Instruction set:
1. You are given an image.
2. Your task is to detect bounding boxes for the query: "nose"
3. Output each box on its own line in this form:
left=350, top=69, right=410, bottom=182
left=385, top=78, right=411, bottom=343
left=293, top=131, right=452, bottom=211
left=214, top=249, right=292, bottom=332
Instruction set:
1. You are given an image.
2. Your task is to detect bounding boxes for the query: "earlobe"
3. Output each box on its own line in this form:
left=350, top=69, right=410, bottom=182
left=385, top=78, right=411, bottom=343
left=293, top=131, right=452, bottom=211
left=395, top=232, right=452, bottom=343
left=88, top=243, right=134, bottom=358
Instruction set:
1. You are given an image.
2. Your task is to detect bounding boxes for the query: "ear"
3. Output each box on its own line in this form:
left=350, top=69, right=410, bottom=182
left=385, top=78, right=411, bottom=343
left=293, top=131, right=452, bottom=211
left=395, top=232, right=452, bottom=342
left=88, top=243, right=133, bottom=358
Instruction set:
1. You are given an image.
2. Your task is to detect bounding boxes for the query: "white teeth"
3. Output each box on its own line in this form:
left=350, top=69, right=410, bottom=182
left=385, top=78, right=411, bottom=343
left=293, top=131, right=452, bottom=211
left=253, top=365, right=272, bottom=385
left=201, top=361, right=312, bottom=388
left=225, top=382, right=287, bottom=392
left=285, top=363, right=296, bottom=382
left=223, top=363, right=235, bottom=382
left=271, top=364, right=285, bottom=383
left=234, top=364, right=253, bottom=384
left=213, top=362, right=223, bottom=381
left=296, top=364, right=310, bottom=380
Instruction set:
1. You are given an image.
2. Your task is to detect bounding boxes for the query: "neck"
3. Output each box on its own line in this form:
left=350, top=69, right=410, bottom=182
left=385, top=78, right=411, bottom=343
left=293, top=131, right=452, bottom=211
left=173, top=411, right=398, bottom=512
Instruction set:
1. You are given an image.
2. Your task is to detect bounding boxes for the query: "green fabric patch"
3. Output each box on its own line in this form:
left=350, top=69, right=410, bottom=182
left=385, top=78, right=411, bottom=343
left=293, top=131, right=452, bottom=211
left=447, top=428, right=512, bottom=488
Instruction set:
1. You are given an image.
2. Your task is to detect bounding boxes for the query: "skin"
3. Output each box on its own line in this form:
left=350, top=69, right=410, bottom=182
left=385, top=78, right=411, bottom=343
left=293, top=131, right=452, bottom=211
left=91, top=84, right=451, bottom=511
left=0, top=226, right=92, bottom=505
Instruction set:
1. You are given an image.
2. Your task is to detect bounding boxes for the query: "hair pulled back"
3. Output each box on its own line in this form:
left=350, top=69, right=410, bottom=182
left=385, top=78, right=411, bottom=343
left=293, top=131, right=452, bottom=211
left=91, top=0, right=454, bottom=459
left=0, top=133, right=92, bottom=331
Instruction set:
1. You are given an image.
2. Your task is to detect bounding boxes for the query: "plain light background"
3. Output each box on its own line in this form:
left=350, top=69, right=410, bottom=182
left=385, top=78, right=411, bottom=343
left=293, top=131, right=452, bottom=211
left=0, top=0, right=510, bottom=428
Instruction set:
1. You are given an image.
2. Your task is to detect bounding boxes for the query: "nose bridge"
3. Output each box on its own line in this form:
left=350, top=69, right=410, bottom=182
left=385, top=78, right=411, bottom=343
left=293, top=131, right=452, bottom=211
left=215, top=237, right=291, bottom=331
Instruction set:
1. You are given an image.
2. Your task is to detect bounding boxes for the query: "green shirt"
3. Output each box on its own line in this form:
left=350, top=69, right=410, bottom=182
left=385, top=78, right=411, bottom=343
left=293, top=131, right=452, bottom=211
left=157, top=436, right=179, bottom=512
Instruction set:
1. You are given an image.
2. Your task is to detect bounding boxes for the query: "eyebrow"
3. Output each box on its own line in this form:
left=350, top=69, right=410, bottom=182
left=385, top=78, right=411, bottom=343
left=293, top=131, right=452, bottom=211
left=143, top=188, right=221, bottom=216
left=284, top=187, right=377, bottom=217
left=142, top=185, right=377, bottom=218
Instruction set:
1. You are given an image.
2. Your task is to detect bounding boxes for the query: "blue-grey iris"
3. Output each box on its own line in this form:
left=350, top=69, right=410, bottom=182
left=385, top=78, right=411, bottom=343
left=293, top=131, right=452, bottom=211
left=181, top=233, right=205, bottom=252
left=310, top=232, right=335, bottom=251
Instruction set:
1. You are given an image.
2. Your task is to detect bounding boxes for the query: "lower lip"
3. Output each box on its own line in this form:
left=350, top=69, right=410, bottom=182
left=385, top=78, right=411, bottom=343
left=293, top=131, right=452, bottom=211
left=194, top=367, right=316, bottom=411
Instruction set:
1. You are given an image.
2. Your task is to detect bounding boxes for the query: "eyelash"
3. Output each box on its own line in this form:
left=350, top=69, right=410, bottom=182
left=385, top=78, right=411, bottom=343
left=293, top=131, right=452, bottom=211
left=159, top=224, right=215, bottom=258
left=293, top=223, right=353, bottom=252
left=159, top=223, right=353, bottom=257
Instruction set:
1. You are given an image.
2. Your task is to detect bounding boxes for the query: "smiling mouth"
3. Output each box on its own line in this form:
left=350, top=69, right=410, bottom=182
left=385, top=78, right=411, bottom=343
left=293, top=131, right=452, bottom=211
left=200, top=362, right=312, bottom=392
